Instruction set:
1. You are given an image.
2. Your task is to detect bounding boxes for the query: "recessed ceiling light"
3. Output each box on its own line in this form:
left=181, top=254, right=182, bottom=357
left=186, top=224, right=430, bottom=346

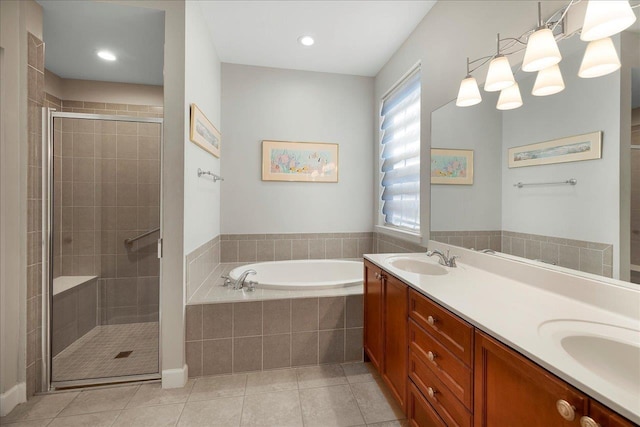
left=97, top=50, right=117, bottom=61
left=297, top=35, right=315, bottom=47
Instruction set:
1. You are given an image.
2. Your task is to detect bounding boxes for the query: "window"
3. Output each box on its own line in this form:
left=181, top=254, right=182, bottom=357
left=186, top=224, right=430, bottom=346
left=379, top=68, right=421, bottom=232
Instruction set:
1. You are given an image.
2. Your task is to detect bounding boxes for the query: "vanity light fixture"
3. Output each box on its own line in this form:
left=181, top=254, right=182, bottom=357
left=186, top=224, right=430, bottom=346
left=532, top=64, right=565, bottom=96
left=580, top=0, right=637, bottom=42
left=578, top=37, right=622, bottom=78
left=297, top=35, right=315, bottom=47
left=97, top=50, right=116, bottom=61
left=522, top=3, right=562, bottom=72
left=496, top=82, right=523, bottom=110
left=484, top=34, right=516, bottom=92
left=456, top=57, right=482, bottom=107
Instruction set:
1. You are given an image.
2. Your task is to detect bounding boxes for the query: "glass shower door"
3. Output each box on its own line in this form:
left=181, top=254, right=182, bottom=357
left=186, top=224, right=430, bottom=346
left=49, top=113, right=161, bottom=385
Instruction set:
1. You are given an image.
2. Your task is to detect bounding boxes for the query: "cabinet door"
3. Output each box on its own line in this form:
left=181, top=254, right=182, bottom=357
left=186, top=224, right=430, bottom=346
left=364, top=260, right=384, bottom=370
left=585, top=400, right=637, bottom=427
left=383, top=273, right=409, bottom=410
left=474, top=331, right=587, bottom=427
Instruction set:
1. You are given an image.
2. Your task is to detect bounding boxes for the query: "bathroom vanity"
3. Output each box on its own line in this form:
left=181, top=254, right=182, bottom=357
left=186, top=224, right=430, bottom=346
left=363, top=254, right=639, bottom=427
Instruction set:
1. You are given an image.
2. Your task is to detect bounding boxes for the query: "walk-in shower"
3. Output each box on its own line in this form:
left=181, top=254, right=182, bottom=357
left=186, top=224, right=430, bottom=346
left=42, top=110, right=163, bottom=389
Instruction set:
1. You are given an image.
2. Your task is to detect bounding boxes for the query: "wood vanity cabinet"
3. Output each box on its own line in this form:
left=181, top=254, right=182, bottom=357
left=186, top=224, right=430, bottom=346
left=363, top=260, right=408, bottom=411
left=364, top=260, right=637, bottom=427
left=474, top=331, right=637, bottom=427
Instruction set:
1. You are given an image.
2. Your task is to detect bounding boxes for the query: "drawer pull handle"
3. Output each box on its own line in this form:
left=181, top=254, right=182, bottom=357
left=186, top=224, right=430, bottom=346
left=427, top=315, right=436, bottom=326
left=374, top=272, right=380, bottom=279
left=427, top=351, right=437, bottom=363
left=580, top=416, right=600, bottom=427
left=556, top=400, right=576, bottom=421
left=427, top=387, right=437, bottom=400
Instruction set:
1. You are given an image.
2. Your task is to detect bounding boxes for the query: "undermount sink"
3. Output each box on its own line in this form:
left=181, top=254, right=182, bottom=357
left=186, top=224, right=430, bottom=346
left=538, top=320, right=640, bottom=395
left=386, top=256, right=448, bottom=276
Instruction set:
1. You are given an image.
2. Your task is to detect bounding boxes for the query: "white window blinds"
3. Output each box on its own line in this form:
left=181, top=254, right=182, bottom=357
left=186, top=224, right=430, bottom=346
left=380, top=69, right=421, bottom=231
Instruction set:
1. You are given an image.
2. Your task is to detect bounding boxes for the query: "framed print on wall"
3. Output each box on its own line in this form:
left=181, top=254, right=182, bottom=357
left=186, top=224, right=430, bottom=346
left=262, top=140, right=339, bottom=183
left=508, top=131, right=602, bottom=168
left=431, top=148, right=474, bottom=185
left=189, top=103, right=221, bottom=158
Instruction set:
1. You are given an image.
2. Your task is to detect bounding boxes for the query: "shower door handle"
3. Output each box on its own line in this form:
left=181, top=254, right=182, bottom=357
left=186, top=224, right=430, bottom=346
left=157, top=238, right=163, bottom=259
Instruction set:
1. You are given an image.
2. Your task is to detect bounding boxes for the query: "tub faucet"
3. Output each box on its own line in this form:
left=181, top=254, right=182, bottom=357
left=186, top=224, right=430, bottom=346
left=234, top=269, right=257, bottom=290
left=426, top=249, right=459, bottom=267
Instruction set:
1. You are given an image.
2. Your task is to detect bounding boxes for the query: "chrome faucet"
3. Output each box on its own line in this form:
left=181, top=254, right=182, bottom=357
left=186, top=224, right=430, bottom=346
left=233, top=269, right=257, bottom=290
left=426, top=249, right=459, bottom=267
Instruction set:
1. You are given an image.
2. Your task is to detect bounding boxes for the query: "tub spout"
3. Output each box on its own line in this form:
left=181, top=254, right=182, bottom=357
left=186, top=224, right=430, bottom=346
left=234, top=269, right=257, bottom=290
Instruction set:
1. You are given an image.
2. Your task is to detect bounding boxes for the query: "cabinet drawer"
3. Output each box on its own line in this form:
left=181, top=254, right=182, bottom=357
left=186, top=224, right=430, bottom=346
left=409, top=350, right=473, bottom=427
left=409, top=319, right=473, bottom=410
left=408, top=381, right=446, bottom=427
left=409, top=289, right=473, bottom=366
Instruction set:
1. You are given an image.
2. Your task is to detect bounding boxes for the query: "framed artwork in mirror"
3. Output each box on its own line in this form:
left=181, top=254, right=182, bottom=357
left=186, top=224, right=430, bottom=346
left=262, top=140, right=339, bottom=183
left=508, top=131, right=602, bottom=168
left=190, top=103, right=221, bottom=158
left=431, top=148, right=474, bottom=185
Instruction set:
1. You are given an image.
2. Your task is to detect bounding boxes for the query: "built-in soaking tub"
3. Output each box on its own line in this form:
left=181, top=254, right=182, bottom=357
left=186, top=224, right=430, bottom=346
left=229, top=259, right=363, bottom=290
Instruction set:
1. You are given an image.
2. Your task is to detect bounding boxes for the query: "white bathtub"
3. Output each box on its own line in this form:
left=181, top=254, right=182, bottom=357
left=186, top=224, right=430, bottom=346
left=229, top=259, right=363, bottom=290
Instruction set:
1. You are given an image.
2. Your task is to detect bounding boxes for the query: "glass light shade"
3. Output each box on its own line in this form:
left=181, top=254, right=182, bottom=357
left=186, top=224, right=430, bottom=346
left=578, top=37, right=621, bottom=78
left=456, top=76, right=482, bottom=107
left=522, top=28, right=562, bottom=72
left=497, top=82, right=523, bottom=110
left=532, top=64, right=565, bottom=96
left=485, top=55, right=515, bottom=92
left=580, top=0, right=637, bottom=41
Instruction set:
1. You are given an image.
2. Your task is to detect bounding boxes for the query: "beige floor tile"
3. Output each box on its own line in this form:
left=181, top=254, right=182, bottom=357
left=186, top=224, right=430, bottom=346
left=57, top=386, right=138, bottom=416
left=341, top=362, right=380, bottom=384
left=366, top=420, right=409, bottom=427
left=112, top=403, right=183, bottom=427
left=188, top=375, right=246, bottom=402
left=350, top=380, right=404, bottom=424
left=177, top=397, right=243, bottom=427
left=299, top=384, right=364, bottom=427
left=0, top=392, right=78, bottom=422
left=240, top=390, right=302, bottom=427
left=0, top=420, right=52, bottom=427
left=245, top=370, right=298, bottom=396
left=296, top=364, right=347, bottom=389
left=126, top=380, right=194, bottom=408
left=47, top=411, right=119, bottom=427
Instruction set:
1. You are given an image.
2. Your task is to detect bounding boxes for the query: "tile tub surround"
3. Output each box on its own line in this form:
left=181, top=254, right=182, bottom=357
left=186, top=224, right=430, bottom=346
left=500, top=231, right=614, bottom=278
left=430, top=230, right=502, bottom=252
left=185, top=236, right=220, bottom=300
left=185, top=295, right=364, bottom=377
left=220, top=232, right=374, bottom=263
left=0, top=363, right=406, bottom=426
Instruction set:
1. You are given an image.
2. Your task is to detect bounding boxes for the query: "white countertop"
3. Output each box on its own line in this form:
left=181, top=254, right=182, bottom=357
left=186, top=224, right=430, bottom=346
left=364, top=252, right=640, bottom=424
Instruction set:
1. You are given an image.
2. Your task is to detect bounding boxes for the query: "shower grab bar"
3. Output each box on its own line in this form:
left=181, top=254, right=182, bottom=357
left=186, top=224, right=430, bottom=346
left=514, top=178, right=576, bottom=188
left=125, top=228, right=160, bottom=245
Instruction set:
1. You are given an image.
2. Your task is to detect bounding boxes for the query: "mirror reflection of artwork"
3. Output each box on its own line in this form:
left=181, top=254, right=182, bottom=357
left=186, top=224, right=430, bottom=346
left=262, top=140, right=338, bottom=182
left=508, top=131, right=602, bottom=168
left=431, top=148, right=474, bottom=185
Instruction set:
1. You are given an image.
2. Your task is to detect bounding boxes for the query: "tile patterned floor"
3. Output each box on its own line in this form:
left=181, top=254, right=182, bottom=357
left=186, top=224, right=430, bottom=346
left=1, top=363, right=407, bottom=427
left=52, top=323, right=159, bottom=382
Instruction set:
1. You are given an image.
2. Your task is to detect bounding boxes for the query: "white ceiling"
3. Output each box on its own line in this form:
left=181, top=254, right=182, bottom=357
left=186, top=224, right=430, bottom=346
left=199, top=1, right=437, bottom=77
left=38, top=1, right=164, bottom=86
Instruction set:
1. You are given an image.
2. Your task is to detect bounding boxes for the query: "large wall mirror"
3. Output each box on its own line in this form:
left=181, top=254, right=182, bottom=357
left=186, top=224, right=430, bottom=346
left=430, top=31, right=640, bottom=285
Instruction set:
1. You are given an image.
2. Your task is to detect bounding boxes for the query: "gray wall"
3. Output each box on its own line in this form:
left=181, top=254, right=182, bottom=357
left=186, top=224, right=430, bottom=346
left=221, top=63, right=374, bottom=234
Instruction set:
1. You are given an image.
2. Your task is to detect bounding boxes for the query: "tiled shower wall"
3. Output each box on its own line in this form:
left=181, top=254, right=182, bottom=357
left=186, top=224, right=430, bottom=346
left=185, top=296, right=363, bottom=377
left=50, top=100, right=162, bottom=325
left=26, top=32, right=45, bottom=397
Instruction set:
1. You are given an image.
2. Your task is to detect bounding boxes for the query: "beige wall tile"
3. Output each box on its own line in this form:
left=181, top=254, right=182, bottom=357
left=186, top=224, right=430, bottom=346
left=233, top=336, right=262, bottom=372
left=291, top=332, right=318, bottom=367
left=203, top=303, right=233, bottom=339
left=579, top=248, right=603, bottom=276
left=263, top=299, right=291, bottom=335
left=344, top=328, right=363, bottom=362
left=263, top=334, right=291, bottom=370
left=558, top=245, right=580, bottom=270
left=233, top=301, right=262, bottom=337
left=292, top=298, right=318, bottom=332
left=239, top=240, right=257, bottom=262
left=274, top=240, right=292, bottom=261
left=292, top=240, right=309, bottom=260
left=319, top=297, right=345, bottom=330
left=325, top=239, right=342, bottom=259
left=186, top=341, right=203, bottom=377
left=318, top=329, right=345, bottom=364
left=309, top=239, right=325, bottom=259
left=346, top=295, right=363, bottom=328
left=257, top=240, right=275, bottom=262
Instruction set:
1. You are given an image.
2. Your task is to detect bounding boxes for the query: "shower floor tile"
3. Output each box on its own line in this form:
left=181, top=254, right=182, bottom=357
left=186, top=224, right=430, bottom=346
left=52, top=322, right=159, bottom=382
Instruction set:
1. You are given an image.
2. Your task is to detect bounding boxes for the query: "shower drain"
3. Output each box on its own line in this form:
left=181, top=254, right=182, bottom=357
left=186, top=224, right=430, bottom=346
left=114, top=351, right=133, bottom=359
